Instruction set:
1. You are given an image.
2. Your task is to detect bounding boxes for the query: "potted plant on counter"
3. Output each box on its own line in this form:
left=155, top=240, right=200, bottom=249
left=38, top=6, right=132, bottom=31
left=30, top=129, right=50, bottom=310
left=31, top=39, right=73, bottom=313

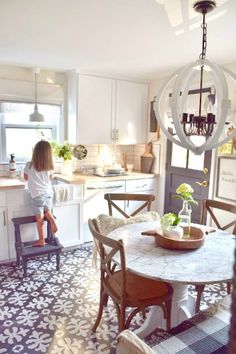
left=50, top=141, right=73, bottom=175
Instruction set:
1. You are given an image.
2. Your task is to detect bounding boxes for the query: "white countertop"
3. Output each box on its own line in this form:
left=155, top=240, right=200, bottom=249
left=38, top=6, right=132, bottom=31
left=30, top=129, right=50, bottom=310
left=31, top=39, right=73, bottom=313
left=0, top=177, right=25, bottom=190
left=0, top=171, right=157, bottom=189
left=53, top=171, right=157, bottom=184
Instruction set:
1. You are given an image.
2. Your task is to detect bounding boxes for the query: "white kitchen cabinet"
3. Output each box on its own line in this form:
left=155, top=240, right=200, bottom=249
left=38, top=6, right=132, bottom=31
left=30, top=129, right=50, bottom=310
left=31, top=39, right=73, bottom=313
left=82, top=180, right=126, bottom=242
left=76, top=74, right=149, bottom=144
left=115, top=80, right=149, bottom=144
left=0, top=196, right=8, bottom=261
left=53, top=203, right=81, bottom=247
left=78, top=74, right=116, bottom=144
left=0, top=191, right=10, bottom=262
left=125, top=178, right=157, bottom=215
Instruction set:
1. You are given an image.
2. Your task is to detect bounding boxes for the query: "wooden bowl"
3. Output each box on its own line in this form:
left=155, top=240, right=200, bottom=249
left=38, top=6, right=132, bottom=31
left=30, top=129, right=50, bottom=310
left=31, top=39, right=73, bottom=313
left=155, top=226, right=205, bottom=250
left=142, top=226, right=205, bottom=250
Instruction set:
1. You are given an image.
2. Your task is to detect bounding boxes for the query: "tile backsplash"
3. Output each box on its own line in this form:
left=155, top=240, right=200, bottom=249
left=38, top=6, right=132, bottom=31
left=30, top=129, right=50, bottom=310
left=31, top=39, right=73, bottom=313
left=0, top=143, right=161, bottom=176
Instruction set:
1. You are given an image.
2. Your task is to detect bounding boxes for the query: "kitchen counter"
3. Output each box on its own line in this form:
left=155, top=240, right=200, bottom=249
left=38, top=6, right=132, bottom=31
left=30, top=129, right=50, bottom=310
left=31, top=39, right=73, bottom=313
left=53, top=172, right=157, bottom=184
left=0, top=172, right=157, bottom=189
left=0, top=178, right=25, bottom=190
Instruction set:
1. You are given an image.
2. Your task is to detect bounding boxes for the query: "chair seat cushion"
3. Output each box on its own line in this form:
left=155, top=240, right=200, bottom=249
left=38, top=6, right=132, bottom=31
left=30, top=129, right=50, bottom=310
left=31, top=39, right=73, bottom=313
left=107, top=270, right=172, bottom=307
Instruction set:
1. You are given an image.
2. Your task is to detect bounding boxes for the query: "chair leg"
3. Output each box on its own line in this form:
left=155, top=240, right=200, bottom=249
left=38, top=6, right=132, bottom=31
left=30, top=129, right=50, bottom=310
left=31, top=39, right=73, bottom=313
left=56, top=253, right=60, bottom=271
left=22, top=258, right=27, bottom=277
left=165, top=299, right=172, bottom=331
left=92, top=292, right=106, bottom=332
left=227, top=282, right=231, bottom=294
left=104, top=293, right=109, bottom=306
left=118, top=304, right=126, bottom=332
left=195, top=284, right=205, bottom=313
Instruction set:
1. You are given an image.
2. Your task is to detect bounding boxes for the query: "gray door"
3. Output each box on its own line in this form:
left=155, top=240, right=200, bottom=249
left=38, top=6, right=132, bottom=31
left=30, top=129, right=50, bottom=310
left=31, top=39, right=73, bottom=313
left=164, top=139, right=212, bottom=223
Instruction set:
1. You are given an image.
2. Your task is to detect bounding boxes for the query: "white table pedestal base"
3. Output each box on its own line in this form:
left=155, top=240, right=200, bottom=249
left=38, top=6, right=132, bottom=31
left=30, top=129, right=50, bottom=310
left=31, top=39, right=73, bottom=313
left=135, top=283, right=196, bottom=339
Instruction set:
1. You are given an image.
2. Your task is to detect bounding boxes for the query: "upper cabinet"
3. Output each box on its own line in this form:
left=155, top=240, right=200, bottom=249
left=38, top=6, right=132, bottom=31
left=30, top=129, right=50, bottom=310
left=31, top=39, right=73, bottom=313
left=115, top=80, right=149, bottom=144
left=77, top=75, right=116, bottom=144
left=73, top=74, right=149, bottom=145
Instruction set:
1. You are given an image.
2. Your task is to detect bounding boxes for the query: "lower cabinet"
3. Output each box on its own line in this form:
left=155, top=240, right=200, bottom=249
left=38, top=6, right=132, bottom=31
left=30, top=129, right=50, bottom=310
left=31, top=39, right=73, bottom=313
left=0, top=206, right=8, bottom=261
left=125, top=178, right=157, bottom=215
left=82, top=180, right=126, bottom=242
left=53, top=204, right=81, bottom=247
left=82, top=177, right=157, bottom=243
left=2, top=176, right=157, bottom=261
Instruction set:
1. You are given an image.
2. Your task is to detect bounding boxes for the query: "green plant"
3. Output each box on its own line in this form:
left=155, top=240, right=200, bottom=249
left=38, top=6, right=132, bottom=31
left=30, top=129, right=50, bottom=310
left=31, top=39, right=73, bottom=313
left=173, top=183, right=198, bottom=205
left=161, top=212, right=180, bottom=229
left=50, top=141, right=73, bottom=160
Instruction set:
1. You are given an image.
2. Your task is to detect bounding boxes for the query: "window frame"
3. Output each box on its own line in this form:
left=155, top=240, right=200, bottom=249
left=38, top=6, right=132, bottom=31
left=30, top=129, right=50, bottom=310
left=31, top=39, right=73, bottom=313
left=0, top=100, right=61, bottom=162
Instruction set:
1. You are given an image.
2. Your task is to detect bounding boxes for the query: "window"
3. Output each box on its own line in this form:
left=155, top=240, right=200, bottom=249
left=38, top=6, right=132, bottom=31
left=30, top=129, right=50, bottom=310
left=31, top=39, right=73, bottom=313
left=0, top=102, right=62, bottom=161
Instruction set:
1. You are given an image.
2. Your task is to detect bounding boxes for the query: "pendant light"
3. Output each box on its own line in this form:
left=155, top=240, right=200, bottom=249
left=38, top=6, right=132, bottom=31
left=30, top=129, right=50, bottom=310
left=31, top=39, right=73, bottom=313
left=29, top=67, right=44, bottom=122
left=154, top=0, right=236, bottom=155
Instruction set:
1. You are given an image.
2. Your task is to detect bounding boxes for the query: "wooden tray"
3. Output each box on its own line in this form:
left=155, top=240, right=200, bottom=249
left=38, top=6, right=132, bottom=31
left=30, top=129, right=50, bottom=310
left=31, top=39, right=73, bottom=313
left=142, top=226, right=205, bottom=250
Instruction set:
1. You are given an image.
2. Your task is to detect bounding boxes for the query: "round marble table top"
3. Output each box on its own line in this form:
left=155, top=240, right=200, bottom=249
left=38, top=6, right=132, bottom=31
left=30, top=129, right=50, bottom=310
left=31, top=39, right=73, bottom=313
left=108, top=221, right=235, bottom=285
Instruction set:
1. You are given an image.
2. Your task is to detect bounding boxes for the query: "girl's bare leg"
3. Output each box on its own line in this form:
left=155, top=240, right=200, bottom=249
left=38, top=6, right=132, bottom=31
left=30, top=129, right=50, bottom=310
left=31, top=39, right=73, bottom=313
left=44, top=210, right=58, bottom=234
left=33, top=214, right=45, bottom=246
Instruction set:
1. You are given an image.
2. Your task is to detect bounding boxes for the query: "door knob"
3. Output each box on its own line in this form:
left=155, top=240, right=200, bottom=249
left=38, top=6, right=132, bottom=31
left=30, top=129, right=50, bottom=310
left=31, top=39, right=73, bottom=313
left=196, top=180, right=209, bottom=187
left=203, top=167, right=208, bottom=174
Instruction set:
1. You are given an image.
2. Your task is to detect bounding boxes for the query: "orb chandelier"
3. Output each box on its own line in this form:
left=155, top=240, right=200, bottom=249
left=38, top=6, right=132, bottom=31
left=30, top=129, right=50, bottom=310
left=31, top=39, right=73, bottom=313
left=154, top=0, right=236, bottom=155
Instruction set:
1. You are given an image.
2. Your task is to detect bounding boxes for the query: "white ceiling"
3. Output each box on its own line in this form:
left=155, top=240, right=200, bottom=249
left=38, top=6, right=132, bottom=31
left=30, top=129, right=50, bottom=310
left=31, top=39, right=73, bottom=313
left=1, top=0, right=236, bottom=80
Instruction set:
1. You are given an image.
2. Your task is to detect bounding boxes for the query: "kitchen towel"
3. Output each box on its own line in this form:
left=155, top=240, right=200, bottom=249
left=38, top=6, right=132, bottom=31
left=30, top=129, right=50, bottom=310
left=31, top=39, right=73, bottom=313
left=53, top=185, right=72, bottom=206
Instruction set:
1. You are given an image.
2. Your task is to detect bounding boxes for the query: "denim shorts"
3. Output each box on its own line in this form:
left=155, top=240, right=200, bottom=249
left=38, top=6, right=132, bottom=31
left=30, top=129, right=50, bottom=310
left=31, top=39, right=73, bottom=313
left=32, top=192, right=53, bottom=215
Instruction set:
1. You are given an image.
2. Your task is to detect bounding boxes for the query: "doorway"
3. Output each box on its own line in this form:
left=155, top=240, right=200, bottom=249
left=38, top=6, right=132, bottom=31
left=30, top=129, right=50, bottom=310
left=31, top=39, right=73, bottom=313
left=164, top=139, right=212, bottom=223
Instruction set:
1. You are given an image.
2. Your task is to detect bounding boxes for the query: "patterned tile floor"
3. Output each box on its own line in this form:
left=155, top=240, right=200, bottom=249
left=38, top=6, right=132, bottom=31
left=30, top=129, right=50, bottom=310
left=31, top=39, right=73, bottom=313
left=0, top=247, right=228, bottom=354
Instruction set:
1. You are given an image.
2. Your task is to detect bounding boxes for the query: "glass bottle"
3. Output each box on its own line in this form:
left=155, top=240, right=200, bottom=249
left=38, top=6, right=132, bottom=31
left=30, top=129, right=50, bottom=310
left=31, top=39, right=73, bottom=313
left=178, top=200, right=191, bottom=238
left=9, top=153, right=16, bottom=171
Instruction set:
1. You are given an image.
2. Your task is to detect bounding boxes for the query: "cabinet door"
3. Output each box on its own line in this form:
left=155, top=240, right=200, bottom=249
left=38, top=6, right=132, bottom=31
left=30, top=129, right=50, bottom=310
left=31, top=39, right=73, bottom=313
left=83, top=181, right=125, bottom=242
left=78, top=75, right=116, bottom=144
left=115, top=80, right=149, bottom=144
left=0, top=207, right=8, bottom=261
left=53, top=204, right=80, bottom=247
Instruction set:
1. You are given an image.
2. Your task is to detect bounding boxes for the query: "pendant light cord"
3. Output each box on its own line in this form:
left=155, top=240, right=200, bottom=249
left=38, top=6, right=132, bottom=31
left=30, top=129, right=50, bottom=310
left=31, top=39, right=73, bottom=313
left=198, top=11, right=208, bottom=117
left=35, top=72, right=38, bottom=105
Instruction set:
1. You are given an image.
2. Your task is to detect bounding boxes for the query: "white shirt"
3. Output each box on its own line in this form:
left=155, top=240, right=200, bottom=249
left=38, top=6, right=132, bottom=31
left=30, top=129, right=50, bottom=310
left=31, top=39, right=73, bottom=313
left=24, top=161, right=53, bottom=199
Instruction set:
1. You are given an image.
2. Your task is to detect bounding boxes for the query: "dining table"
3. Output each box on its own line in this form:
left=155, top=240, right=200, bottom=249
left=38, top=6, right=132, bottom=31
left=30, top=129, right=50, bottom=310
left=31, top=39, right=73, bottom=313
left=107, top=221, right=235, bottom=338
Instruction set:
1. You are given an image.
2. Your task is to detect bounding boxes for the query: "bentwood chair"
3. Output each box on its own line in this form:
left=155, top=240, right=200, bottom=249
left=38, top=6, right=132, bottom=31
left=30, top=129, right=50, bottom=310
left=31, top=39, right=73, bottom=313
left=88, top=218, right=173, bottom=332
left=104, top=193, right=155, bottom=218
left=195, top=199, right=236, bottom=313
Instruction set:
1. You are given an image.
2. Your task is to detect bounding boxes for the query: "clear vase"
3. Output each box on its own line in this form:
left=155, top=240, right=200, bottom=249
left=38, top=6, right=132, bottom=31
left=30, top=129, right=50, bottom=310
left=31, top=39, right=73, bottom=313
left=178, top=201, right=191, bottom=239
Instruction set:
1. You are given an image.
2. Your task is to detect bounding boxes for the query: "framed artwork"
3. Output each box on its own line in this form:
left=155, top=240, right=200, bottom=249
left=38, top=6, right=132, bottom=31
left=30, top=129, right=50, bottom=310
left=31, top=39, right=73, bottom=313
left=216, top=157, right=236, bottom=201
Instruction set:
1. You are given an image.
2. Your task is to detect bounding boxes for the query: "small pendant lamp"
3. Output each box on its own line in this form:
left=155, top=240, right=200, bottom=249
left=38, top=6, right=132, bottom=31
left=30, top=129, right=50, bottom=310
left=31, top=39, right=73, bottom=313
left=29, top=67, right=44, bottom=122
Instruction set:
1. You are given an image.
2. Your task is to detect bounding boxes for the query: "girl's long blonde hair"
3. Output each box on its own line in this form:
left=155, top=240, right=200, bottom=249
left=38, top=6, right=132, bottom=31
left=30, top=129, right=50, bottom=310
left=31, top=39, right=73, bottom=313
left=30, top=140, right=54, bottom=172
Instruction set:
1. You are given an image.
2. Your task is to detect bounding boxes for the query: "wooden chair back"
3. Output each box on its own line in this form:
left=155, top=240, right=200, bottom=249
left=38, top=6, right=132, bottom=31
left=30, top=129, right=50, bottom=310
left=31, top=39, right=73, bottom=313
left=200, top=199, right=236, bottom=235
left=88, top=218, right=173, bottom=332
left=104, top=193, right=155, bottom=218
left=88, top=218, right=126, bottom=301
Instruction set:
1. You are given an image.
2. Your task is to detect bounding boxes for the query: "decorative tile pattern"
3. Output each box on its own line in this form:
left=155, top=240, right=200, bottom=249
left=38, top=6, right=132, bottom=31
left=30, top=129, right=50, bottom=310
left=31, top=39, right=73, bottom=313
left=0, top=248, right=227, bottom=354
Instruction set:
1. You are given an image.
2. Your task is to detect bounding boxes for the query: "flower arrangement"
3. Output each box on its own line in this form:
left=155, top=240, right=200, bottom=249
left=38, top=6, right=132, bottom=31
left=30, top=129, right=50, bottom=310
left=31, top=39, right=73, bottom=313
left=173, top=183, right=198, bottom=205
left=161, top=212, right=180, bottom=229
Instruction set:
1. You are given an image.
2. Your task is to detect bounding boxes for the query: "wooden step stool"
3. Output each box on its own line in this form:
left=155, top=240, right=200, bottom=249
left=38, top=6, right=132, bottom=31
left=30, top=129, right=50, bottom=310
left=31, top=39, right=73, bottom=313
left=12, top=215, right=63, bottom=277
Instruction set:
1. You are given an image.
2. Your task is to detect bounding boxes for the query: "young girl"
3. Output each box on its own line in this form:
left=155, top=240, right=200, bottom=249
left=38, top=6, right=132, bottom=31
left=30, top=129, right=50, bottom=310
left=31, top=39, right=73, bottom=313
left=24, top=140, right=58, bottom=246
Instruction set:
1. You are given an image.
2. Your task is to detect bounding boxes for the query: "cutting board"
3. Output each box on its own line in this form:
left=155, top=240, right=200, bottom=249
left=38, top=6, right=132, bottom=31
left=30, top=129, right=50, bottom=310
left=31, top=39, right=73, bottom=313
left=141, top=143, right=154, bottom=173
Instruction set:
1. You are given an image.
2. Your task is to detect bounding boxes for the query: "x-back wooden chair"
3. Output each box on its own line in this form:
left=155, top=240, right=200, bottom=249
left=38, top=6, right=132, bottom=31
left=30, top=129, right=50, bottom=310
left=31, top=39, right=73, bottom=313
left=195, top=199, right=236, bottom=313
left=88, top=218, right=173, bottom=332
left=104, top=193, right=155, bottom=218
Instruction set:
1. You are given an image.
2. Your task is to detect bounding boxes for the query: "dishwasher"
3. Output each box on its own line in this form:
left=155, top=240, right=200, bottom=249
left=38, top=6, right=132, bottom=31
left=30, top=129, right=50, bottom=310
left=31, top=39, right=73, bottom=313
left=82, top=180, right=125, bottom=242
